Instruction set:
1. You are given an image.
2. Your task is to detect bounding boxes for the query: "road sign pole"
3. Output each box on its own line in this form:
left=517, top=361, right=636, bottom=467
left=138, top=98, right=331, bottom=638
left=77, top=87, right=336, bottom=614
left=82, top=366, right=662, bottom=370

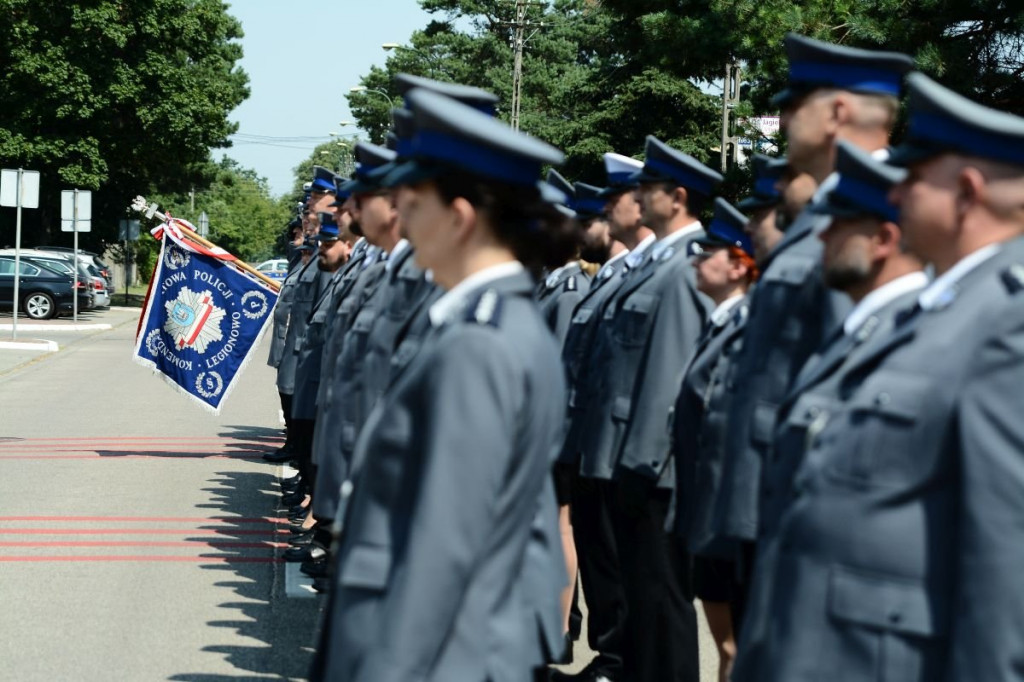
left=12, top=169, right=22, bottom=340
left=73, top=189, right=79, bottom=323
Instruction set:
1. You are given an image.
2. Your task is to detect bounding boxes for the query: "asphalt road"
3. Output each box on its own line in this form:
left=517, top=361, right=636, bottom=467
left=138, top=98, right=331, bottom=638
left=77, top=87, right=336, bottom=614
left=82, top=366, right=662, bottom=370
left=0, top=307, right=721, bottom=681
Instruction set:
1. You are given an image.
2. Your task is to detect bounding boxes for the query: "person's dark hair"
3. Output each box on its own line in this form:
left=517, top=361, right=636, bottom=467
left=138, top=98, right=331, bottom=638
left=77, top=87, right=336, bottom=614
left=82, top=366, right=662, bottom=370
left=433, top=170, right=582, bottom=278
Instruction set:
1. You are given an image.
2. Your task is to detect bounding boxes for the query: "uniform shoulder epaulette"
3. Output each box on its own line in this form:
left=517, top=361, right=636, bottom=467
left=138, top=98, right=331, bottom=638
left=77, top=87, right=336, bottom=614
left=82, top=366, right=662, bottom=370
left=1001, top=263, right=1024, bottom=294
left=564, top=275, right=577, bottom=292
left=465, top=287, right=503, bottom=327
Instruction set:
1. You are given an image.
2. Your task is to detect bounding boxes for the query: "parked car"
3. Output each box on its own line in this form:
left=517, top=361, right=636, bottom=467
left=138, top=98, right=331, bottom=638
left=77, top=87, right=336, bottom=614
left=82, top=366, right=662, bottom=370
left=0, top=255, right=91, bottom=319
left=255, top=258, right=289, bottom=281
left=35, top=246, right=116, bottom=294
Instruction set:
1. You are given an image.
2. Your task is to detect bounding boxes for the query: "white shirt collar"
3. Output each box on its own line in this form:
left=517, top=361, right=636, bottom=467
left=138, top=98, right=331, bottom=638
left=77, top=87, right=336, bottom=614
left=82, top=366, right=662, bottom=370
left=428, top=261, right=526, bottom=327
left=651, top=221, right=702, bottom=260
left=710, top=294, right=744, bottom=328
left=918, top=243, right=1002, bottom=311
left=385, top=239, right=410, bottom=273
left=624, top=234, right=656, bottom=269
left=843, top=271, right=929, bottom=335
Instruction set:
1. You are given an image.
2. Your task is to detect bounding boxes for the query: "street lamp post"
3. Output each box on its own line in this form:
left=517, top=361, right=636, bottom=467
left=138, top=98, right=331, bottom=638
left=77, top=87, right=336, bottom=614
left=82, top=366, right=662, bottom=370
left=349, top=86, right=395, bottom=130
left=382, top=43, right=438, bottom=78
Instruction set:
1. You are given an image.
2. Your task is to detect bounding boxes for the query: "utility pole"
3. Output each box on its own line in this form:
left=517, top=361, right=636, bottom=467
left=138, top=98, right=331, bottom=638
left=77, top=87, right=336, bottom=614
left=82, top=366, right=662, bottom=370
left=189, top=186, right=195, bottom=213
left=720, top=61, right=742, bottom=172
left=502, top=0, right=545, bottom=131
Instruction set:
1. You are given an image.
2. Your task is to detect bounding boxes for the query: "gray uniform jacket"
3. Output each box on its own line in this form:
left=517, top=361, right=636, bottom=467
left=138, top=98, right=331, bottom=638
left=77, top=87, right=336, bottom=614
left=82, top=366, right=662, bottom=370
left=290, top=269, right=341, bottom=420
left=666, top=298, right=749, bottom=552
left=558, top=256, right=629, bottom=467
left=734, top=236, right=1024, bottom=682
left=715, top=209, right=851, bottom=541
left=267, top=266, right=300, bottom=369
left=581, top=232, right=711, bottom=485
left=536, top=262, right=591, bottom=344
left=309, top=251, right=387, bottom=469
left=275, top=259, right=321, bottom=395
left=320, top=270, right=567, bottom=682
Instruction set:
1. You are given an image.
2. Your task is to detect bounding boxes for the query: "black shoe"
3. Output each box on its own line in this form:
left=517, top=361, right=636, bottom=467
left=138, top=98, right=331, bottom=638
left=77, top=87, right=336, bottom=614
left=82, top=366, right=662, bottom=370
left=300, top=554, right=331, bottom=578
left=262, top=445, right=295, bottom=463
left=289, top=530, right=314, bottom=546
left=283, top=544, right=325, bottom=563
left=281, top=489, right=306, bottom=507
left=280, top=477, right=302, bottom=493
left=312, top=576, right=332, bottom=594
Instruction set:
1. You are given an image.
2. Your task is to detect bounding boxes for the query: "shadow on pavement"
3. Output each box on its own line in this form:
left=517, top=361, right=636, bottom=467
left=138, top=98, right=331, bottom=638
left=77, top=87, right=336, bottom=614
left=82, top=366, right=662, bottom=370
left=165, top=427, right=323, bottom=682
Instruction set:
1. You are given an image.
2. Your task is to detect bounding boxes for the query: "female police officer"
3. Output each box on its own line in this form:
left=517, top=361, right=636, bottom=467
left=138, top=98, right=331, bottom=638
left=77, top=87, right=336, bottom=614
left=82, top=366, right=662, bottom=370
left=313, top=86, right=575, bottom=682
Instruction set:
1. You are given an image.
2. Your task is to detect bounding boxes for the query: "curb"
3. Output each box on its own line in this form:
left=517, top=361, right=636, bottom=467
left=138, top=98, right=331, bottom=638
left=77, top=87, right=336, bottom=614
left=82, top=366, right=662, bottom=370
left=0, top=339, right=59, bottom=352
left=0, top=323, right=112, bottom=332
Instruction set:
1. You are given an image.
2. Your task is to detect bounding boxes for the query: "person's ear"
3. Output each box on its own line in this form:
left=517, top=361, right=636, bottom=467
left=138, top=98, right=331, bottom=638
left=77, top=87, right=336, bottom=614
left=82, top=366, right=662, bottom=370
left=449, top=196, right=478, bottom=242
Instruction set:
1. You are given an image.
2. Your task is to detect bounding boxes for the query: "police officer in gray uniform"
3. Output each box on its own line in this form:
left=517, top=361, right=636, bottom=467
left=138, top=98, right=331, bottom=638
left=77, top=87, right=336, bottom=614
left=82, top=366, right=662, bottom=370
left=264, top=237, right=313, bottom=463
left=584, top=136, right=719, bottom=681
left=314, top=86, right=569, bottom=682
left=714, top=33, right=912, bottom=561
left=664, top=199, right=757, bottom=678
left=536, top=169, right=591, bottom=344
left=733, top=73, right=1024, bottom=682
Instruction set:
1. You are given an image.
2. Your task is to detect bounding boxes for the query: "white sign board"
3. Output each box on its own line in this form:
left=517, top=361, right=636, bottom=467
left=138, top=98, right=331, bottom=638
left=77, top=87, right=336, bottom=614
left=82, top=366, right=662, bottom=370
left=739, top=116, right=781, bottom=151
left=61, top=190, right=93, bottom=232
left=0, top=169, right=41, bottom=208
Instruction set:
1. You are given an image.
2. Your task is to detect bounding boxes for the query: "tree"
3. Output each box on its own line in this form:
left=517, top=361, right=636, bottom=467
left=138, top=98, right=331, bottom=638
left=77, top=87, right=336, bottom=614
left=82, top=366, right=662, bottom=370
left=0, top=0, right=249, bottom=251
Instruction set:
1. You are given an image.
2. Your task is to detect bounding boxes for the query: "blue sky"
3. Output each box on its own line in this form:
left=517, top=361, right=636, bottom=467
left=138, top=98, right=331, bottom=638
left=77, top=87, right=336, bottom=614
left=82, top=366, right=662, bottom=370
left=218, top=1, right=433, bottom=198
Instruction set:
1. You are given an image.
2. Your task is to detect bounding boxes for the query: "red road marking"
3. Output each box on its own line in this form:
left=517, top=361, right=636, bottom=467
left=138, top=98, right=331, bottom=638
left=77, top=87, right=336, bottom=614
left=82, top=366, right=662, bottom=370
left=0, top=516, right=288, bottom=523
left=0, top=541, right=289, bottom=548
left=0, top=528, right=290, bottom=535
left=0, top=555, right=282, bottom=563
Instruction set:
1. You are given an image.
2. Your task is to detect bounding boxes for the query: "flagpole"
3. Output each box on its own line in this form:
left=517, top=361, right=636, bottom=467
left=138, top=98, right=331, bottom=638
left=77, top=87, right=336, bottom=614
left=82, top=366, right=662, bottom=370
left=129, top=196, right=281, bottom=292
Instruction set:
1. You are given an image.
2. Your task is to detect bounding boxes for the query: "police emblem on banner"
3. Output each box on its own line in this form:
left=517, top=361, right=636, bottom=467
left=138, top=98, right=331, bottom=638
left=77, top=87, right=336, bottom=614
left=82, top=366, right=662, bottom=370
left=133, top=238, right=279, bottom=413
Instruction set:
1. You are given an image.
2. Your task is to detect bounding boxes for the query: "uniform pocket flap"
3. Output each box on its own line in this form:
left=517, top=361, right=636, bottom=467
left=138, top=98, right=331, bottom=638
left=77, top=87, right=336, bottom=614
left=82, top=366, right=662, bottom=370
left=787, top=394, right=835, bottom=428
left=571, top=307, right=593, bottom=325
left=339, top=543, right=392, bottom=590
left=751, top=400, right=778, bottom=445
left=848, top=372, right=931, bottom=422
left=828, top=566, right=946, bottom=637
left=611, top=395, right=632, bottom=421
left=623, top=292, right=656, bottom=314
left=351, top=311, right=374, bottom=332
left=763, top=256, right=815, bottom=285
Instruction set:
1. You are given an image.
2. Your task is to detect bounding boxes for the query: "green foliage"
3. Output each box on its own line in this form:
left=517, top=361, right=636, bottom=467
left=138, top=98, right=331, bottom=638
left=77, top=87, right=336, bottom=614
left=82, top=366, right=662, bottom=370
left=0, top=0, right=249, bottom=251
left=291, top=141, right=358, bottom=196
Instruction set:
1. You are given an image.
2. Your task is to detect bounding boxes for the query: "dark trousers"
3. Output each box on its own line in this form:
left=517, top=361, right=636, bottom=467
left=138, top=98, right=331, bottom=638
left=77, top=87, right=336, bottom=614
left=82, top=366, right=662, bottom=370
left=291, top=418, right=315, bottom=484
left=571, top=476, right=625, bottom=679
left=609, top=469, right=699, bottom=682
left=279, top=392, right=294, bottom=447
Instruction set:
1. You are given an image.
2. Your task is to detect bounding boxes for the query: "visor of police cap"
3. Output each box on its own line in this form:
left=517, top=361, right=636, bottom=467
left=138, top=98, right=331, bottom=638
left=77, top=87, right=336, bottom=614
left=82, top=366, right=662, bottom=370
left=772, top=33, right=915, bottom=109
left=574, top=182, right=608, bottom=217
left=392, top=87, right=564, bottom=188
left=812, top=140, right=907, bottom=226
left=395, top=73, right=500, bottom=115
left=696, top=197, right=754, bottom=257
left=310, top=165, right=339, bottom=194
left=631, top=135, right=723, bottom=196
left=596, top=153, right=643, bottom=198
left=546, top=169, right=575, bottom=204
left=889, top=72, right=1024, bottom=169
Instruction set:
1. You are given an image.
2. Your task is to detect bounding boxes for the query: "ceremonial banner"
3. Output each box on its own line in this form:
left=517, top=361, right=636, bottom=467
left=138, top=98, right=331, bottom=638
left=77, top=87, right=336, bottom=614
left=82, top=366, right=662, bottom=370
left=133, top=233, right=278, bottom=413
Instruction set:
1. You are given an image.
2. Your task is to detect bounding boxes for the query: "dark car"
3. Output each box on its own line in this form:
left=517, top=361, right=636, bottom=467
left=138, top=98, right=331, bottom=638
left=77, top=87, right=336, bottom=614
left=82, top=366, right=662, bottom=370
left=35, top=246, right=116, bottom=294
left=0, top=256, right=92, bottom=319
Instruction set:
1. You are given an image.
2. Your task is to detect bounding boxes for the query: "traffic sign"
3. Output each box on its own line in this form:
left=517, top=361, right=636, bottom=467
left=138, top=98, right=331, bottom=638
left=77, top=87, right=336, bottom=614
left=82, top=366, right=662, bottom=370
left=0, top=169, right=40, bottom=208
left=61, top=190, right=93, bottom=232
left=119, top=219, right=141, bottom=241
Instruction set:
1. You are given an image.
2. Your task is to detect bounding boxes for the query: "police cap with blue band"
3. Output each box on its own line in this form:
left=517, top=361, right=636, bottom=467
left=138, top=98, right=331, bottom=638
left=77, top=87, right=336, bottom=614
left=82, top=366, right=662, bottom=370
left=813, top=140, right=906, bottom=225
left=631, top=135, right=724, bottom=196
left=395, top=74, right=500, bottom=116
left=328, top=173, right=355, bottom=207
left=597, top=153, right=644, bottom=199
left=344, top=142, right=398, bottom=195
left=318, top=215, right=340, bottom=241
left=889, top=72, right=1024, bottom=169
left=385, top=87, right=565, bottom=189
left=737, top=155, right=787, bottom=211
left=773, top=33, right=915, bottom=109
left=546, top=169, right=575, bottom=206
left=696, top=198, right=754, bottom=258
left=574, top=182, right=607, bottom=219
left=310, top=166, right=339, bottom=194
